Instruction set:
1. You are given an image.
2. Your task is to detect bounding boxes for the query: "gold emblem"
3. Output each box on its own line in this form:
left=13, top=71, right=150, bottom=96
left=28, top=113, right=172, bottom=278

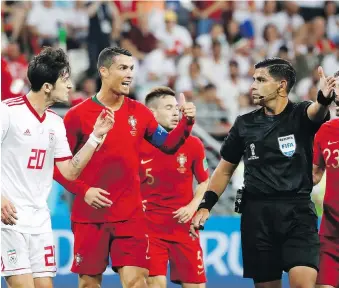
left=177, top=153, right=187, bottom=173
left=128, top=115, right=137, bottom=136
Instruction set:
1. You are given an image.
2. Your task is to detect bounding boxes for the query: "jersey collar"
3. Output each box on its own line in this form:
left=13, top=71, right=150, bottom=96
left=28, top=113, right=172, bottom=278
left=23, top=95, right=46, bottom=123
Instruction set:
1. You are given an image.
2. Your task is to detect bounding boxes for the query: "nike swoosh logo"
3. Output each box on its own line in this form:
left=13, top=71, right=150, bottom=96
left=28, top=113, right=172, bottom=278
left=141, top=159, right=153, bottom=164
left=197, top=270, right=204, bottom=275
left=146, top=256, right=151, bottom=260
left=328, top=141, right=339, bottom=145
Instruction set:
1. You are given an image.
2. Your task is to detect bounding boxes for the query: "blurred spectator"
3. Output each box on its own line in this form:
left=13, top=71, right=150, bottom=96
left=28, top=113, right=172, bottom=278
left=154, top=10, right=192, bottom=57
left=70, top=77, right=97, bottom=106
left=322, top=43, right=339, bottom=76
left=238, top=93, right=255, bottom=115
left=225, top=19, right=243, bottom=48
left=26, top=1, right=67, bottom=48
left=201, top=40, right=229, bottom=87
left=191, top=1, right=228, bottom=36
left=175, top=59, right=209, bottom=101
left=177, top=42, right=205, bottom=77
left=295, top=66, right=320, bottom=100
left=311, top=16, right=336, bottom=55
left=196, top=23, right=229, bottom=57
left=194, top=83, right=229, bottom=140
left=256, top=23, right=284, bottom=58
left=324, top=1, right=339, bottom=43
left=122, top=14, right=157, bottom=60
left=3, top=42, right=29, bottom=93
left=1, top=57, right=21, bottom=100
left=274, top=1, right=305, bottom=40
left=86, top=1, right=119, bottom=77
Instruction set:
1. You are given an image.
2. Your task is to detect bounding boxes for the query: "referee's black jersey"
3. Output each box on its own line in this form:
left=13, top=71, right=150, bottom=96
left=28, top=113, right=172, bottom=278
left=221, top=101, right=330, bottom=199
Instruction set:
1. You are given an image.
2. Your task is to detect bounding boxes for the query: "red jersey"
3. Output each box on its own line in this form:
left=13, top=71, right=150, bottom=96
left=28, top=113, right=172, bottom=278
left=54, top=97, right=193, bottom=223
left=140, top=136, right=209, bottom=240
left=313, top=118, right=339, bottom=237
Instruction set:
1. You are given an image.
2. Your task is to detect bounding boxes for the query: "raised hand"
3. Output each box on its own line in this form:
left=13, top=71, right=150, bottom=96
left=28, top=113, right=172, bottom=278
left=318, top=66, right=336, bottom=98
left=179, top=93, right=196, bottom=122
left=189, top=208, right=209, bottom=239
left=93, top=107, right=115, bottom=138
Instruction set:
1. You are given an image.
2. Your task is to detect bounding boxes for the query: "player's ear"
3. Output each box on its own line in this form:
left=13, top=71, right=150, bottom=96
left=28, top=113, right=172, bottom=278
left=278, top=80, right=287, bottom=91
left=99, top=66, right=109, bottom=79
left=43, top=83, right=53, bottom=94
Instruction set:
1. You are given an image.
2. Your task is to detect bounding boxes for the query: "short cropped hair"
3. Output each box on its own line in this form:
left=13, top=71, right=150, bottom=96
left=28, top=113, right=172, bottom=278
left=97, top=47, right=132, bottom=74
left=255, top=57, right=296, bottom=93
left=27, top=47, right=70, bottom=92
left=145, top=86, right=176, bottom=108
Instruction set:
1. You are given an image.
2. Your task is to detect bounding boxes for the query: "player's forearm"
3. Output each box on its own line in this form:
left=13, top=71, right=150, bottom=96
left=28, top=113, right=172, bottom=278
left=57, top=134, right=102, bottom=181
left=53, top=166, right=90, bottom=197
left=160, top=117, right=194, bottom=154
left=307, top=101, right=330, bottom=122
left=191, top=179, right=209, bottom=208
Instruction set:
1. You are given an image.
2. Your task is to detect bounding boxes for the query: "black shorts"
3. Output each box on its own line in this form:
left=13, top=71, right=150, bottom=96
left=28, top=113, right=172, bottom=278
left=241, top=198, right=320, bottom=283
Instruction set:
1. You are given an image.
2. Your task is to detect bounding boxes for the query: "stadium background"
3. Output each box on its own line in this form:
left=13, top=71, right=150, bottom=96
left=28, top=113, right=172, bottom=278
left=1, top=0, right=338, bottom=287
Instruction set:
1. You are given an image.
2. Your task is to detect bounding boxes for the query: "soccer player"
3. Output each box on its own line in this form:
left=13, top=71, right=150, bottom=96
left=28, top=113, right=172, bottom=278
left=53, top=47, right=196, bottom=288
left=313, top=71, right=339, bottom=288
left=1, top=47, right=114, bottom=288
left=192, top=59, right=336, bottom=288
left=140, top=87, right=209, bottom=288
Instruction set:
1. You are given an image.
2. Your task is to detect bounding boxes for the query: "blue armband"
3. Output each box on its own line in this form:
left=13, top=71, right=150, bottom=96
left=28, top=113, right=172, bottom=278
left=150, top=125, right=168, bottom=147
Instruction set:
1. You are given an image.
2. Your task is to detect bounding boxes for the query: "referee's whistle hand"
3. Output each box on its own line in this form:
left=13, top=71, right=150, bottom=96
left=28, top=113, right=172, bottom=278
left=189, top=208, right=209, bottom=239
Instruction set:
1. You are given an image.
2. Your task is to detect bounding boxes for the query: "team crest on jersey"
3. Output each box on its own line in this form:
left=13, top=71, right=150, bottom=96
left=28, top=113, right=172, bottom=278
left=49, top=129, right=56, bottom=147
left=177, top=153, right=187, bottom=173
left=7, top=249, right=17, bottom=265
left=128, top=115, right=137, bottom=136
left=278, top=134, right=296, bottom=157
left=74, top=253, right=83, bottom=266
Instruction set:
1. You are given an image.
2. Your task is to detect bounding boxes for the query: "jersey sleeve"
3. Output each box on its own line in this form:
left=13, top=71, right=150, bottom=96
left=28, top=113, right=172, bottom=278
left=220, top=116, right=244, bottom=164
left=54, top=117, right=72, bottom=161
left=1, top=102, right=10, bottom=144
left=53, top=108, right=90, bottom=197
left=299, top=101, right=330, bottom=135
left=313, top=126, right=325, bottom=167
left=143, top=106, right=194, bottom=153
left=192, top=138, right=209, bottom=183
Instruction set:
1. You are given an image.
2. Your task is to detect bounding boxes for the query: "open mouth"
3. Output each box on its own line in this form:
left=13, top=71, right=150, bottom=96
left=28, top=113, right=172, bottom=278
left=121, top=81, right=131, bottom=88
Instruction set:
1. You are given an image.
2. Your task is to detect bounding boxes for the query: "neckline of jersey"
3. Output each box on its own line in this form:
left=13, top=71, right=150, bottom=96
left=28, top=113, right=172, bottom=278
left=262, top=100, right=293, bottom=118
left=23, top=95, right=46, bottom=123
left=92, top=94, right=105, bottom=107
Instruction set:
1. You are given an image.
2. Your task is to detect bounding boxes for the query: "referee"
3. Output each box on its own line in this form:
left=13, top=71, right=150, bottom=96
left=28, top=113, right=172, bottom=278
left=191, top=58, right=336, bottom=288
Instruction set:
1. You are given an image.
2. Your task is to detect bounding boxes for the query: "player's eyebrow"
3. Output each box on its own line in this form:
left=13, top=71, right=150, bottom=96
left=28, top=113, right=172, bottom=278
left=253, top=76, right=266, bottom=81
left=118, top=64, right=134, bottom=70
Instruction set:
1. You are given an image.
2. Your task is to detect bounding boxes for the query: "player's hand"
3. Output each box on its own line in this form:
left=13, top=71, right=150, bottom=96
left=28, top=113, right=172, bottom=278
left=92, top=107, right=115, bottom=138
left=142, top=200, right=147, bottom=212
left=84, top=187, right=113, bottom=209
left=1, top=196, right=18, bottom=225
left=179, top=93, right=196, bottom=122
left=189, top=208, right=209, bottom=239
left=318, top=66, right=336, bottom=98
left=173, top=203, right=196, bottom=223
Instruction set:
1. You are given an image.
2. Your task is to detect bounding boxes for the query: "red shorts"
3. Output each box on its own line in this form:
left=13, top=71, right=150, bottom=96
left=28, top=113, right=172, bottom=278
left=316, top=235, right=339, bottom=287
left=149, top=236, right=206, bottom=284
left=71, top=218, right=150, bottom=275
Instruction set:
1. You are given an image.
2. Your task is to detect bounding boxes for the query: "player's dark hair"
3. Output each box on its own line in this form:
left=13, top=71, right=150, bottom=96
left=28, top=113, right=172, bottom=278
left=145, top=86, right=176, bottom=107
left=97, top=47, right=132, bottom=73
left=27, top=47, right=70, bottom=92
left=334, top=70, right=339, bottom=78
left=255, top=57, right=296, bottom=93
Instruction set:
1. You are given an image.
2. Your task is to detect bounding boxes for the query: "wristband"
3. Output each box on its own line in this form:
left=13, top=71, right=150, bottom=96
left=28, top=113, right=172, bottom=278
left=317, top=90, right=335, bottom=106
left=198, top=190, right=219, bottom=212
left=88, top=132, right=102, bottom=148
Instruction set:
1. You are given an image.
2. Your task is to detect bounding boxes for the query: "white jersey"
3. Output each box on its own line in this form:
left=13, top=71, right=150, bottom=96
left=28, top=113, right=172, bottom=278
left=1, top=96, right=72, bottom=234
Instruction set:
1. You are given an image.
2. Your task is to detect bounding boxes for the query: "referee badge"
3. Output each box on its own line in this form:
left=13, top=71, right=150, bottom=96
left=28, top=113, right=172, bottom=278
left=278, top=134, right=296, bottom=157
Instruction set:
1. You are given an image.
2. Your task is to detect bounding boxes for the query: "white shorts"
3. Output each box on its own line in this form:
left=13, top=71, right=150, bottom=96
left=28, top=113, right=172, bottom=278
left=1, top=229, right=56, bottom=278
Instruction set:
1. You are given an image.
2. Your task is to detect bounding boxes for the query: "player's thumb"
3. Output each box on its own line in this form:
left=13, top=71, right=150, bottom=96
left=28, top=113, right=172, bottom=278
left=178, top=93, right=186, bottom=107
left=318, top=66, right=325, bottom=79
